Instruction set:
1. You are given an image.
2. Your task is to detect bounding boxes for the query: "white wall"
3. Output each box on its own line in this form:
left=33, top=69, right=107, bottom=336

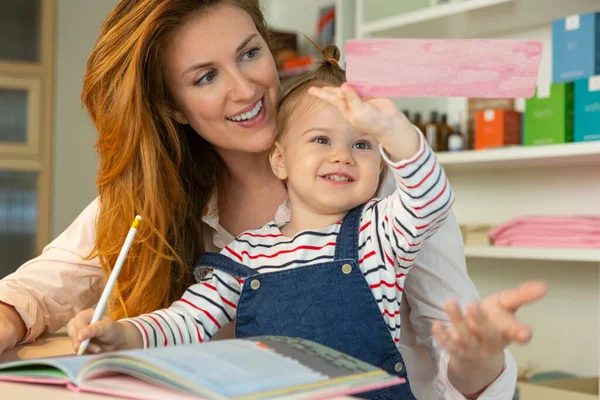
left=52, top=0, right=119, bottom=237
left=263, top=0, right=336, bottom=54
left=451, top=25, right=600, bottom=377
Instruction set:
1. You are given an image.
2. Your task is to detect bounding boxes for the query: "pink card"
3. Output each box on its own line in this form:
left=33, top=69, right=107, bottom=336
left=345, top=39, right=542, bottom=98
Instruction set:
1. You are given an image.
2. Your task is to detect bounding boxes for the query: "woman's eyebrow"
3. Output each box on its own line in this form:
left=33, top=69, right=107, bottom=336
left=181, top=33, right=259, bottom=78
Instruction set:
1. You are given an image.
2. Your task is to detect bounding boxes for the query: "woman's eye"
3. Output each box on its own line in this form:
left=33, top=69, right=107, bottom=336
left=195, top=71, right=217, bottom=86
left=242, top=46, right=261, bottom=61
left=311, top=136, right=329, bottom=145
left=353, top=140, right=372, bottom=150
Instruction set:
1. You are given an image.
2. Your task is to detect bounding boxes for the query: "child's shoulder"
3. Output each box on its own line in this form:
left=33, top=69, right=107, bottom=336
left=235, top=221, right=281, bottom=240
left=217, top=222, right=281, bottom=261
left=222, top=221, right=281, bottom=253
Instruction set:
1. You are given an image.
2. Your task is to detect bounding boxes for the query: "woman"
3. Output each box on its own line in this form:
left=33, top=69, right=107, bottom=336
left=0, top=1, right=544, bottom=398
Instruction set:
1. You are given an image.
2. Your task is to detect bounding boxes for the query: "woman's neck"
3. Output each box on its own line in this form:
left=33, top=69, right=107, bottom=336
left=218, top=149, right=276, bottom=190
left=215, top=149, right=287, bottom=236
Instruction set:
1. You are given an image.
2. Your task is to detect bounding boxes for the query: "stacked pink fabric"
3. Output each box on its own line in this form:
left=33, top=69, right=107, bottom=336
left=488, top=216, right=600, bottom=248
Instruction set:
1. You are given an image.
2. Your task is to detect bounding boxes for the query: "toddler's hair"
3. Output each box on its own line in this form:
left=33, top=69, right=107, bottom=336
left=274, top=43, right=346, bottom=143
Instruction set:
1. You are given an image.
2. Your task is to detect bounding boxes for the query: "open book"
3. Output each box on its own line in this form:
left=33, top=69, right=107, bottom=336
left=0, top=336, right=404, bottom=399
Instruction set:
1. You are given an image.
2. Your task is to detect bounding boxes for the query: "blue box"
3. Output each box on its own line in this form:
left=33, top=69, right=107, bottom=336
left=574, top=76, right=600, bottom=142
left=552, top=13, right=600, bottom=83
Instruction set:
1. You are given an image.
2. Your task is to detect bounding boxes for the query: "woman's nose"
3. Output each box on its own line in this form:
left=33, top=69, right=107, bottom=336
left=228, top=69, right=255, bottom=102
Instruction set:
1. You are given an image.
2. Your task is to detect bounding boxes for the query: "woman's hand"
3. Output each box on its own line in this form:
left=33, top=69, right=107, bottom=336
left=433, top=280, right=548, bottom=395
left=0, top=302, right=26, bottom=354
left=308, top=83, right=419, bottom=161
left=67, top=308, right=143, bottom=354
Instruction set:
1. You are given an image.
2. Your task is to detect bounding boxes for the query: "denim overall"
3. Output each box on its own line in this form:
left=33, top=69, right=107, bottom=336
left=195, top=205, right=416, bottom=399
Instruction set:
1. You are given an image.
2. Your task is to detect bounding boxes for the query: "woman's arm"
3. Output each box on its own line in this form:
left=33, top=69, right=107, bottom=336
left=0, top=198, right=104, bottom=350
left=402, top=212, right=518, bottom=399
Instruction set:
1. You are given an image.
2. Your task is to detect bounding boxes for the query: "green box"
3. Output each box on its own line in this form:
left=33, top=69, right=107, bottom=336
left=524, top=83, right=574, bottom=146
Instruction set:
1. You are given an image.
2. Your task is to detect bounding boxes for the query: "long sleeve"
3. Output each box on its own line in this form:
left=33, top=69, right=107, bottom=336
left=124, top=268, right=242, bottom=348
left=0, top=198, right=105, bottom=343
left=368, top=132, right=454, bottom=272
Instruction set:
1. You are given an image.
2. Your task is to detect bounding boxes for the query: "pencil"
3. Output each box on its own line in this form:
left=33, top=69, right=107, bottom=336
left=77, top=215, right=142, bottom=355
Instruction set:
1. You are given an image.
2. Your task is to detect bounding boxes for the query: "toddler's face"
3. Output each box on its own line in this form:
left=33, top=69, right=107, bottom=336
left=272, top=95, right=382, bottom=215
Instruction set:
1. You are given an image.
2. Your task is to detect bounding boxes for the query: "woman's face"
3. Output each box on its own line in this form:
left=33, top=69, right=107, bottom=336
left=164, top=4, right=280, bottom=155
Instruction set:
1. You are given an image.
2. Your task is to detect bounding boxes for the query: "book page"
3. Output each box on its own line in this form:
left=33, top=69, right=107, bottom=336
left=81, top=338, right=331, bottom=398
left=0, top=354, right=93, bottom=383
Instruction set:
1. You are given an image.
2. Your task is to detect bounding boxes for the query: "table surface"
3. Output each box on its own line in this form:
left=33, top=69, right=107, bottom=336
left=0, top=331, right=114, bottom=399
left=0, top=331, right=356, bottom=399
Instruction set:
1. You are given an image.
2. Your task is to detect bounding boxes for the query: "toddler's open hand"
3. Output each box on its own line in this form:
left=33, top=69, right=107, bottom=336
left=432, top=280, right=548, bottom=363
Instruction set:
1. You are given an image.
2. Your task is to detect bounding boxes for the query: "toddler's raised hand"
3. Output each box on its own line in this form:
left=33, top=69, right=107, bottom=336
left=308, top=83, right=419, bottom=160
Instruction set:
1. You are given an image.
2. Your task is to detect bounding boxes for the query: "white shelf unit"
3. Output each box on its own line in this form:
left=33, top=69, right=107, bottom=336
left=265, top=0, right=600, bottom=380
left=345, top=0, right=600, bottom=378
left=437, top=142, right=600, bottom=172
left=357, top=0, right=514, bottom=38
left=465, top=246, right=600, bottom=263
left=354, top=0, right=600, bottom=39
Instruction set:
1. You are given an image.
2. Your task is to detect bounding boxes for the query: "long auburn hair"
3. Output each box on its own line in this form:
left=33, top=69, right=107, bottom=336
left=82, top=0, right=272, bottom=319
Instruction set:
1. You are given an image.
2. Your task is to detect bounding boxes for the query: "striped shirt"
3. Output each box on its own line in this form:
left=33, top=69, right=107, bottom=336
left=125, top=138, right=454, bottom=349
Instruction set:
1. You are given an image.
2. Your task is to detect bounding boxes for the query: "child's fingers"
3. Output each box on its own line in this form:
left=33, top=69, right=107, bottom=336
left=86, top=342, right=102, bottom=354
left=341, top=83, right=362, bottom=108
left=464, top=302, right=487, bottom=340
left=497, top=281, right=548, bottom=312
left=77, top=318, right=116, bottom=343
left=432, top=321, right=451, bottom=347
left=307, top=86, right=339, bottom=105
left=444, top=300, right=470, bottom=346
left=432, top=321, right=467, bottom=359
left=308, top=86, right=354, bottom=119
left=503, top=318, right=533, bottom=344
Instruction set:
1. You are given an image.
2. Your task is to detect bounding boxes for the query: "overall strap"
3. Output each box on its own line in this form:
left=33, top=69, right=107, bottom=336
left=334, top=204, right=366, bottom=261
left=194, top=252, right=256, bottom=278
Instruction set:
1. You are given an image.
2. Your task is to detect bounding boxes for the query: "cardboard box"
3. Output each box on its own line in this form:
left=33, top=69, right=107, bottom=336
left=524, top=83, right=573, bottom=146
left=574, top=76, right=600, bottom=142
left=552, top=13, right=600, bottom=83
left=475, top=109, right=521, bottom=150
left=467, top=98, right=515, bottom=149
left=461, top=225, right=493, bottom=247
left=516, top=377, right=598, bottom=400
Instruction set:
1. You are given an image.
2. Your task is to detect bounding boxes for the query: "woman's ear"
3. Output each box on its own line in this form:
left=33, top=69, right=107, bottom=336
left=173, top=109, right=189, bottom=125
left=269, top=142, right=288, bottom=180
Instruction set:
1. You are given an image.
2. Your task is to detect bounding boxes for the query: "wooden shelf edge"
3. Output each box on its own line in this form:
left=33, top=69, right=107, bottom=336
left=0, top=159, right=41, bottom=172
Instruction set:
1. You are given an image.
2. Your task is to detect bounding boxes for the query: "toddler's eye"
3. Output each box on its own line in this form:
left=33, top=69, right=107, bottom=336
left=311, top=136, right=330, bottom=145
left=353, top=140, right=372, bottom=150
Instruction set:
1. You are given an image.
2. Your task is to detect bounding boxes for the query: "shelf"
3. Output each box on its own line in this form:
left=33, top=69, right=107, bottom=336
left=436, top=142, right=600, bottom=172
left=356, top=0, right=600, bottom=39
left=358, top=0, right=514, bottom=37
left=465, top=246, right=600, bottom=263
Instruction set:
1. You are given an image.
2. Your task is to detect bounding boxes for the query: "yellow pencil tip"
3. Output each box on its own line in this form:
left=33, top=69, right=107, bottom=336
left=131, top=216, right=141, bottom=229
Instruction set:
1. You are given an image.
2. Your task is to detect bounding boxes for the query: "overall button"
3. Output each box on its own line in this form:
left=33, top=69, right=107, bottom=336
left=394, top=362, right=403, bottom=373
left=250, top=280, right=261, bottom=290
left=341, top=264, right=352, bottom=274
